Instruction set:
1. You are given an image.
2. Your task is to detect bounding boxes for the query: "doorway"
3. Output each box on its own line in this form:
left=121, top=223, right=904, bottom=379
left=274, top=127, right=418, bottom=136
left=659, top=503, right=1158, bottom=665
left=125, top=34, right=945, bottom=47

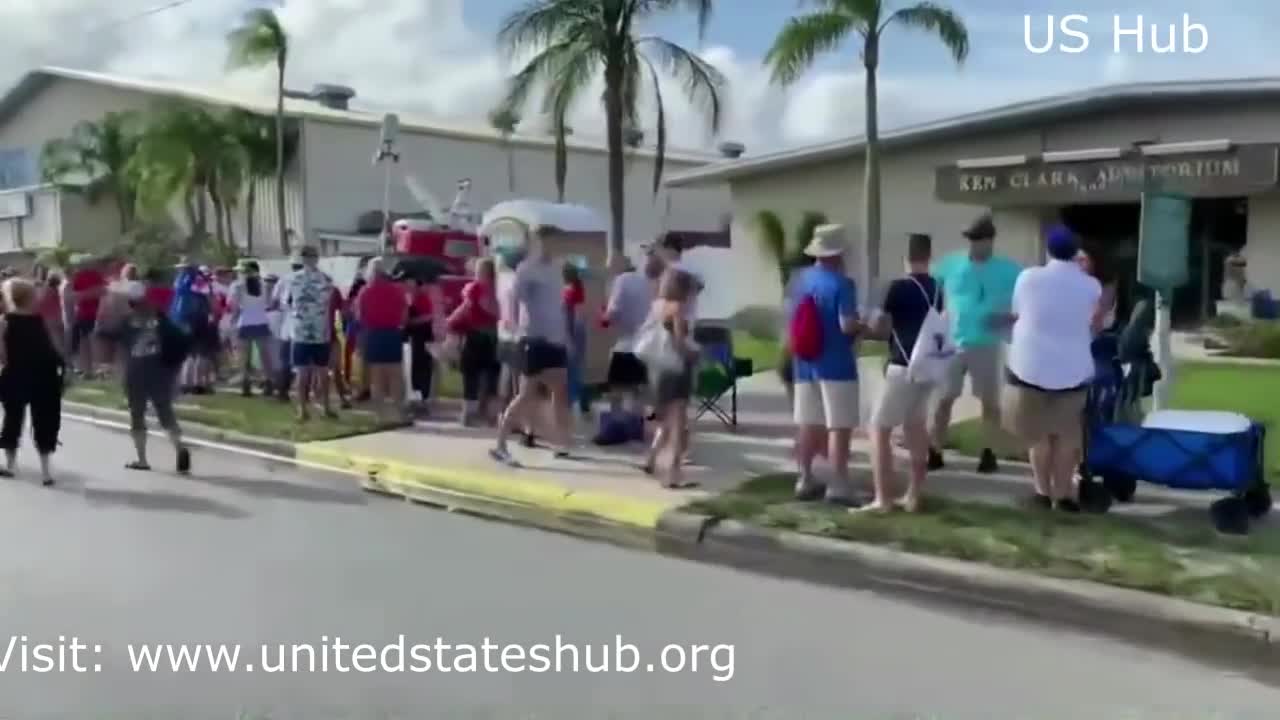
left=1057, top=198, right=1248, bottom=326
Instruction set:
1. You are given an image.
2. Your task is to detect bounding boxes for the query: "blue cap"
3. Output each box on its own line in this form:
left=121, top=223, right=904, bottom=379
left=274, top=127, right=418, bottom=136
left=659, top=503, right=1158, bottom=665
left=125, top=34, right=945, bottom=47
left=1045, top=225, right=1078, bottom=260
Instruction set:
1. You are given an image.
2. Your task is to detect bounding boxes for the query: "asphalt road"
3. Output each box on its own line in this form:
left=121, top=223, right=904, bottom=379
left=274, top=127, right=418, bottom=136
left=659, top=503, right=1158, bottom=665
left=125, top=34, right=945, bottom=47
left=0, top=420, right=1276, bottom=718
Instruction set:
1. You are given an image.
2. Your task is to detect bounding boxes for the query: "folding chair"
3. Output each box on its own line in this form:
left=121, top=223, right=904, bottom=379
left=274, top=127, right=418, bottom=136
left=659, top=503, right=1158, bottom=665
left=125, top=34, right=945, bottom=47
left=692, top=324, right=753, bottom=430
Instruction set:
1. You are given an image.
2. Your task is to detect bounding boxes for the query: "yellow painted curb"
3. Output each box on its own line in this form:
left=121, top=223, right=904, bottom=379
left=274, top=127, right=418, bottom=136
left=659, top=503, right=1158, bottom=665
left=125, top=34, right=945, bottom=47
left=296, top=444, right=668, bottom=530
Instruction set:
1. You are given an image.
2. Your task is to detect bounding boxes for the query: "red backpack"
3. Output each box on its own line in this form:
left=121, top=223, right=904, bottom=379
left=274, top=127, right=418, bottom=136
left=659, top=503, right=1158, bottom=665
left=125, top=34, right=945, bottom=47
left=789, top=294, right=823, bottom=361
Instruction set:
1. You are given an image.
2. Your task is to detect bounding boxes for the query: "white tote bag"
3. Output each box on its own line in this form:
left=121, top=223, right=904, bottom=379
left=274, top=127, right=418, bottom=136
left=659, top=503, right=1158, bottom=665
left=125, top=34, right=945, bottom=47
left=893, top=278, right=957, bottom=385
left=633, top=313, right=684, bottom=373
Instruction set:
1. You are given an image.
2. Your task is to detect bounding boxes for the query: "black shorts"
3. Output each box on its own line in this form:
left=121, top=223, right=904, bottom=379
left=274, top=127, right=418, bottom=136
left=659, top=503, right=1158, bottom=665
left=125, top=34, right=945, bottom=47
left=607, top=352, right=648, bottom=388
left=518, top=338, right=568, bottom=377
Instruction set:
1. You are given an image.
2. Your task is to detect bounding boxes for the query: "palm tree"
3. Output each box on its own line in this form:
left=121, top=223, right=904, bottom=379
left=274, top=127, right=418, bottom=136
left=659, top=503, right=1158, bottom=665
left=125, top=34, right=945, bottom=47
left=227, top=7, right=290, bottom=255
left=764, top=0, right=968, bottom=292
left=128, top=103, right=247, bottom=253
left=754, top=209, right=828, bottom=290
left=495, top=0, right=726, bottom=270
left=488, top=108, right=521, bottom=194
left=40, top=111, right=141, bottom=233
left=225, top=109, right=281, bottom=255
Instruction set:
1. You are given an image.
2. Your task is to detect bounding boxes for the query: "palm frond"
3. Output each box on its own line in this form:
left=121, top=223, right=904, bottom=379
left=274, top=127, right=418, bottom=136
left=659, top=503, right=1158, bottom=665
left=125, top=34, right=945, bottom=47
left=882, top=2, right=969, bottom=62
left=635, top=53, right=667, bottom=196
left=496, top=0, right=597, bottom=60
left=544, top=45, right=599, bottom=202
left=794, top=211, right=828, bottom=260
left=497, top=39, right=598, bottom=121
left=638, top=37, right=724, bottom=136
left=763, top=11, right=858, bottom=86
left=226, top=8, right=288, bottom=70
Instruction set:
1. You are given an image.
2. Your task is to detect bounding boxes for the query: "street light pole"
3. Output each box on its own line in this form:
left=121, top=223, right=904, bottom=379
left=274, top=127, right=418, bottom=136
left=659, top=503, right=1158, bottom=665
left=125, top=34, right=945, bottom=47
left=374, top=114, right=401, bottom=252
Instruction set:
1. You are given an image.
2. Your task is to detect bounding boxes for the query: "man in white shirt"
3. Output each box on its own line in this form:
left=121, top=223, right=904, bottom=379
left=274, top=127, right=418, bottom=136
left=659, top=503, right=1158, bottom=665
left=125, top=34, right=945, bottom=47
left=603, top=252, right=660, bottom=413
left=1000, top=226, right=1102, bottom=513
left=490, top=240, right=573, bottom=465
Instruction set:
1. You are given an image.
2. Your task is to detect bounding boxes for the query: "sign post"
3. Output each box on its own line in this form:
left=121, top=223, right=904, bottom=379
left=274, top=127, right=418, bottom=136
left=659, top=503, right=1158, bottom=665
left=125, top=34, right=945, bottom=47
left=1137, top=191, right=1192, bottom=411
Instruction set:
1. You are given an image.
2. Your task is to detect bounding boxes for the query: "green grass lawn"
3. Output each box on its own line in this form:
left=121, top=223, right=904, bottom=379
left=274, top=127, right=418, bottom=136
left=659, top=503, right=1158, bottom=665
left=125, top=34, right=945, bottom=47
left=946, top=362, right=1280, bottom=477
left=65, top=379, right=405, bottom=443
left=687, top=473, right=1280, bottom=614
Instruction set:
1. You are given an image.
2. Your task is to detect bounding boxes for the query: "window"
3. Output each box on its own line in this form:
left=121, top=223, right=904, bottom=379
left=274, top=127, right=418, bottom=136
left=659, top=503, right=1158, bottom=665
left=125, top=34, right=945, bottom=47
left=0, top=149, right=36, bottom=190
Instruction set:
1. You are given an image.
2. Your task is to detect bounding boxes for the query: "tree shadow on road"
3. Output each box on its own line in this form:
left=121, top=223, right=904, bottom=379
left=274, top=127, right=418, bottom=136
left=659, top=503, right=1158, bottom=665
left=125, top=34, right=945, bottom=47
left=80, top=487, right=249, bottom=519
left=188, top=475, right=366, bottom=506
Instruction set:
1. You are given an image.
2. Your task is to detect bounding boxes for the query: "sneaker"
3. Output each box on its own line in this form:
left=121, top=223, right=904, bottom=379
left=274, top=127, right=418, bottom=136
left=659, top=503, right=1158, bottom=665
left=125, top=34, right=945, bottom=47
left=489, top=446, right=520, bottom=467
left=977, top=448, right=999, bottom=474
left=927, top=448, right=945, bottom=471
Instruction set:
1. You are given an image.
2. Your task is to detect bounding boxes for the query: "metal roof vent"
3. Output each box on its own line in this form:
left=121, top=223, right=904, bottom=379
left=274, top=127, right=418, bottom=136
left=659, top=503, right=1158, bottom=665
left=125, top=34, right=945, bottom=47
left=312, top=84, right=356, bottom=110
left=718, top=141, right=745, bottom=158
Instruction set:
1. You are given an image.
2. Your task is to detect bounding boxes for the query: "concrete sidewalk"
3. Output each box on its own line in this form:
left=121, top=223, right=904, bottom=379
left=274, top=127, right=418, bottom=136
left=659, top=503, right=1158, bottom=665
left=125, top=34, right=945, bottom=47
left=296, top=361, right=1231, bottom=533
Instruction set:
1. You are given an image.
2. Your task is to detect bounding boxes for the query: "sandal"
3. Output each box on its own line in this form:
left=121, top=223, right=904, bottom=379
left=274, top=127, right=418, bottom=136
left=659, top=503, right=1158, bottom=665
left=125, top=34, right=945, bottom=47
left=125, top=461, right=152, bottom=472
left=661, top=479, right=700, bottom=490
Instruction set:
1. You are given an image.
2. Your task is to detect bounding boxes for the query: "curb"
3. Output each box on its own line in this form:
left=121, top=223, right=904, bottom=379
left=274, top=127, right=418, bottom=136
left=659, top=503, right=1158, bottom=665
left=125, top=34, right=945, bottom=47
left=295, top=444, right=671, bottom=535
left=659, top=512, right=1280, bottom=663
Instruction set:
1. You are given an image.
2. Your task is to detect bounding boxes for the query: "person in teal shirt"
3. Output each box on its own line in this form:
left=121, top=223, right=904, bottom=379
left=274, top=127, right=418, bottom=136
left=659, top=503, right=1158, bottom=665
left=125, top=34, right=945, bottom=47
left=929, top=214, right=1023, bottom=474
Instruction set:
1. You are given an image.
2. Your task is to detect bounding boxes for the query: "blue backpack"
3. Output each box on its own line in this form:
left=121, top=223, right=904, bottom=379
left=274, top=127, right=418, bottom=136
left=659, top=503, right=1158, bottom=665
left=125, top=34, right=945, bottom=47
left=169, top=270, right=210, bottom=331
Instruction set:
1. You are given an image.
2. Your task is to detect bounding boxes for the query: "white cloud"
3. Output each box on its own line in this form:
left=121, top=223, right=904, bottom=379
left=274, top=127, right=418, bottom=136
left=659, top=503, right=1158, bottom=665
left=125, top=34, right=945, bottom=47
left=0, top=0, right=1255, bottom=156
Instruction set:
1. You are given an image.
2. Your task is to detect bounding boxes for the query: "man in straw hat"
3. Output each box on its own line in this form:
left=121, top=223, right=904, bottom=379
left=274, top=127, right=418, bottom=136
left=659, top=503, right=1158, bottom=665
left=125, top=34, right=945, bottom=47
left=790, top=223, right=865, bottom=506
left=928, top=213, right=1022, bottom=474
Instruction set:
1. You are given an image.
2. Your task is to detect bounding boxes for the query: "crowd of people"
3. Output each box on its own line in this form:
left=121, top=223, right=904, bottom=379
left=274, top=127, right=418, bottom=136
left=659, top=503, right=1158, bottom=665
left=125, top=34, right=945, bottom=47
left=0, top=212, right=1117, bottom=508
left=780, top=214, right=1116, bottom=514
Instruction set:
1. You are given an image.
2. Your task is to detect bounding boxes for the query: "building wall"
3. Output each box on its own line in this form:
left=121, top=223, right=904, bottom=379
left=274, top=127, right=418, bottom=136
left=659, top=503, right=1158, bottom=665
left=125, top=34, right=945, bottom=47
left=0, top=186, right=60, bottom=253
left=0, top=76, right=305, bottom=256
left=719, top=98, right=1280, bottom=315
left=300, top=118, right=728, bottom=249
left=1246, top=195, right=1280, bottom=296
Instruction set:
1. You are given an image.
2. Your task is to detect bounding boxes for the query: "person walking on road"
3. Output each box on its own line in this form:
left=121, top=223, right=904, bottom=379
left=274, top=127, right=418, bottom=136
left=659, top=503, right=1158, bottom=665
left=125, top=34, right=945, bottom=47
left=864, top=233, right=946, bottom=513
left=99, top=281, right=191, bottom=474
left=789, top=224, right=864, bottom=506
left=0, top=278, right=66, bottom=485
left=928, top=214, right=1022, bottom=474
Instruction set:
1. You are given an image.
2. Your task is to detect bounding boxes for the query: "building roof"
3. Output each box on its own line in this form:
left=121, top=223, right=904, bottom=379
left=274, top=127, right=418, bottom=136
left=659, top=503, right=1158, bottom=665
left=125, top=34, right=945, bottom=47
left=0, top=66, right=719, bottom=165
left=664, top=76, right=1280, bottom=187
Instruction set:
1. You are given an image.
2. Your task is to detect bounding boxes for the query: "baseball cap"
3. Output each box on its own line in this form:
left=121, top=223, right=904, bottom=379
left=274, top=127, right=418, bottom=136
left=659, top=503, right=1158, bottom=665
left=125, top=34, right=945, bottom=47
left=1045, top=225, right=1079, bottom=260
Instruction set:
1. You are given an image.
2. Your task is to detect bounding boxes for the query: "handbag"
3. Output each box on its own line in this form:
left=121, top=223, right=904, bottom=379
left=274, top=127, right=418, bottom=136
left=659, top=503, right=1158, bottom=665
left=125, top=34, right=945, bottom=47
left=633, top=314, right=684, bottom=373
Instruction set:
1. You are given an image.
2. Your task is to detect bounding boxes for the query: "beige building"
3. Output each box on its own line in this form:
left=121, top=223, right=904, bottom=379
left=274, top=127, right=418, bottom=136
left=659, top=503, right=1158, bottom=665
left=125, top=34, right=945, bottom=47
left=0, top=66, right=730, bottom=260
left=667, top=77, right=1280, bottom=323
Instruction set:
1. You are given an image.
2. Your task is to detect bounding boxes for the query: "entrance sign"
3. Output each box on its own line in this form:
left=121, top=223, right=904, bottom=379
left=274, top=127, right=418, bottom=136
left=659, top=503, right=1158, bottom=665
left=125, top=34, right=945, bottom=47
left=1138, top=192, right=1191, bottom=290
left=934, top=145, right=1278, bottom=205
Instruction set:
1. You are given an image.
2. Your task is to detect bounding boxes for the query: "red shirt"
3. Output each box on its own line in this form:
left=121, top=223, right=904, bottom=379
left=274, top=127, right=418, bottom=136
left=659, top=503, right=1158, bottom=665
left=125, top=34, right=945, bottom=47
left=358, top=278, right=407, bottom=330
left=146, top=286, right=175, bottom=313
left=71, top=269, right=105, bottom=321
left=563, top=280, right=585, bottom=308
left=411, top=288, right=434, bottom=318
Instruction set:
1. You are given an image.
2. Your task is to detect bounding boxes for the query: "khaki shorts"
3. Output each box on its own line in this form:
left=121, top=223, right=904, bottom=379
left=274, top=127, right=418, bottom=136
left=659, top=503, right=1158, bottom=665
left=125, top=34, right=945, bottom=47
left=940, top=344, right=1002, bottom=407
left=1001, top=383, right=1086, bottom=448
left=871, top=365, right=933, bottom=430
left=794, top=380, right=860, bottom=430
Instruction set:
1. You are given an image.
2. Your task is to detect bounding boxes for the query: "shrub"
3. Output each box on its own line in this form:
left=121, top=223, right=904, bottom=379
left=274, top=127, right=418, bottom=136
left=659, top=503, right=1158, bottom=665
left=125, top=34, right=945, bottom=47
left=730, top=305, right=782, bottom=341
left=1222, top=320, right=1280, bottom=359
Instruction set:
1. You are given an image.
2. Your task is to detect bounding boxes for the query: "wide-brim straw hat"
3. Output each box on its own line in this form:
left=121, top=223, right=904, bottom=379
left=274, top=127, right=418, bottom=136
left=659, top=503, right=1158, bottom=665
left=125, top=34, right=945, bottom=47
left=803, top=224, right=848, bottom=258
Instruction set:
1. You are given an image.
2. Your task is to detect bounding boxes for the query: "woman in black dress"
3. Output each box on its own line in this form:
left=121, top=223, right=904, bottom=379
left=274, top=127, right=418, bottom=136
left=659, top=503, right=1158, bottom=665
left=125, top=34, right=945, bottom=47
left=0, top=277, right=66, bottom=485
